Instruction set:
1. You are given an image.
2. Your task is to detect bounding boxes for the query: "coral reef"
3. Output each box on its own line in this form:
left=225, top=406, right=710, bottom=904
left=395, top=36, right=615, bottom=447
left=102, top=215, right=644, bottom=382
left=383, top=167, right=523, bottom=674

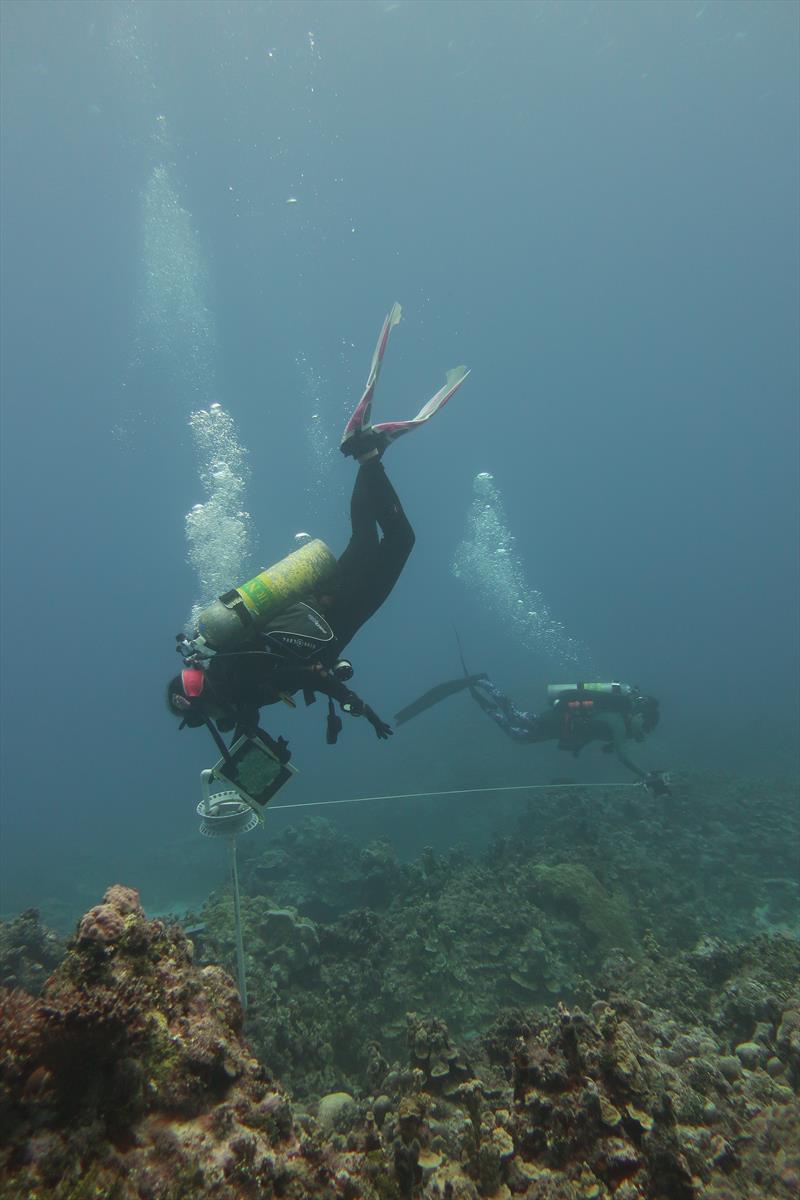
left=0, top=885, right=315, bottom=1198
left=1, top=770, right=798, bottom=1197
left=0, top=907, right=65, bottom=994
left=198, top=820, right=641, bottom=1095
left=192, top=772, right=798, bottom=1101
left=1, top=881, right=798, bottom=1198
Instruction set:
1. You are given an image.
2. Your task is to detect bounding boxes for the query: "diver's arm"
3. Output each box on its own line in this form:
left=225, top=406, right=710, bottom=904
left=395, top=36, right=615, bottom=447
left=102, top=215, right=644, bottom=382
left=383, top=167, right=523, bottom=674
left=609, top=716, right=649, bottom=781
left=303, top=669, right=393, bottom=739
left=614, top=741, right=649, bottom=781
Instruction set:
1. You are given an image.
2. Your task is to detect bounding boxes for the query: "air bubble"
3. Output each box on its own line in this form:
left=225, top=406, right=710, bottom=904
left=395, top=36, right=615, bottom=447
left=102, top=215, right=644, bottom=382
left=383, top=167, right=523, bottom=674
left=186, top=403, right=255, bottom=632
left=452, top=472, right=590, bottom=669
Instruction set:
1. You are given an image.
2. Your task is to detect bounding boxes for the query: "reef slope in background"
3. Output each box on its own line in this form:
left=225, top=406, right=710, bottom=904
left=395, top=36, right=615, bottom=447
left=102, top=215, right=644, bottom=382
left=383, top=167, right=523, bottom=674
left=191, top=771, right=798, bottom=1097
left=1, top=770, right=798, bottom=1198
left=0, top=885, right=798, bottom=1198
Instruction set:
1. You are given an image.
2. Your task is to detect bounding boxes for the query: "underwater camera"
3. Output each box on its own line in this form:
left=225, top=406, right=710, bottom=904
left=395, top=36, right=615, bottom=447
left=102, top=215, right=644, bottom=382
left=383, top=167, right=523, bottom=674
left=210, top=734, right=296, bottom=817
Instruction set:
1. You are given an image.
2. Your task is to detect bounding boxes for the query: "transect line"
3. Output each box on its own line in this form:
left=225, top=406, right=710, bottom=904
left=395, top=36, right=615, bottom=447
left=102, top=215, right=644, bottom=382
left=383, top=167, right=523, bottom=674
left=268, top=780, right=644, bottom=812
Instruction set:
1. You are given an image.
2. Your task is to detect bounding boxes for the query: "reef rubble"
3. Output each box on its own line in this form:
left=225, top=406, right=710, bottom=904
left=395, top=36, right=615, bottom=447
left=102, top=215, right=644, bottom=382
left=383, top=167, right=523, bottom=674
left=1, top=880, right=798, bottom=1199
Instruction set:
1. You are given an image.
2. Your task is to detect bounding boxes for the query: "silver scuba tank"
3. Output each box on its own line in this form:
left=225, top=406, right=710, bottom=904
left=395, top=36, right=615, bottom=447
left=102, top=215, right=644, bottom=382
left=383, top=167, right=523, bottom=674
left=547, top=682, right=634, bottom=702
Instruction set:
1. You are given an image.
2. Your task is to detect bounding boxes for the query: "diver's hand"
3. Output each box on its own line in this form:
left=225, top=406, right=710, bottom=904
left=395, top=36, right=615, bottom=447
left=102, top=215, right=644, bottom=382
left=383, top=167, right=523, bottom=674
left=364, top=705, right=393, bottom=739
left=644, top=771, right=671, bottom=798
left=275, top=735, right=291, bottom=764
left=341, top=696, right=392, bottom=738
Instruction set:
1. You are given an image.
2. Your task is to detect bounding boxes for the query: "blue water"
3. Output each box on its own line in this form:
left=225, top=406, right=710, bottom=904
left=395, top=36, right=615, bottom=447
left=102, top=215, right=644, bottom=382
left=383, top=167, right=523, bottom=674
left=1, top=0, right=798, bottom=926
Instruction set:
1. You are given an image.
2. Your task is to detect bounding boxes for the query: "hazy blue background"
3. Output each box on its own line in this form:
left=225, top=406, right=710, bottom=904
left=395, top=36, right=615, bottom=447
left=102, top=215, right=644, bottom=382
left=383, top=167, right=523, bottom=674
left=1, top=0, right=798, bottom=927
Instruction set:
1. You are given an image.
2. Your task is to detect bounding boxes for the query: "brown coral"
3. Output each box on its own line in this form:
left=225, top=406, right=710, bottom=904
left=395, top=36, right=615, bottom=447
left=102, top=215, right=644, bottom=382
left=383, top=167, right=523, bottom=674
left=102, top=884, right=144, bottom=916
left=0, top=888, right=322, bottom=1199
left=75, top=902, right=126, bottom=946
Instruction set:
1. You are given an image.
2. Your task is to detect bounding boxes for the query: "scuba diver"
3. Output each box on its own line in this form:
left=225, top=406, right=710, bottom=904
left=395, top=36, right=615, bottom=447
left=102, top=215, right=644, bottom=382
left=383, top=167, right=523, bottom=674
left=166, top=303, right=470, bottom=779
left=395, top=657, right=670, bottom=796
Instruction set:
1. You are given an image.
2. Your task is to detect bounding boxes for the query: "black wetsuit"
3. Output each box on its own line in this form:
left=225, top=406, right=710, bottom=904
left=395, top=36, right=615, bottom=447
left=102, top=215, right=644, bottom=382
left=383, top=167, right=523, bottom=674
left=205, top=460, right=413, bottom=734
left=323, top=458, right=415, bottom=648
left=466, top=679, right=650, bottom=780
left=395, top=675, right=652, bottom=783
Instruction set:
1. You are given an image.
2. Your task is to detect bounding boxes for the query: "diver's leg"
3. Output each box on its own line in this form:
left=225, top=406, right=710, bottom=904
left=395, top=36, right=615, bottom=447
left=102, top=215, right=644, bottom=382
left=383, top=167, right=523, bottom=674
left=334, top=458, right=387, bottom=577
left=470, top=678, right=545, bottom=743
left=341, top=460, right=382, bottom=556
left=328, top=461, right=415, bottom=648
left=472, top=677, right=515, bottom=715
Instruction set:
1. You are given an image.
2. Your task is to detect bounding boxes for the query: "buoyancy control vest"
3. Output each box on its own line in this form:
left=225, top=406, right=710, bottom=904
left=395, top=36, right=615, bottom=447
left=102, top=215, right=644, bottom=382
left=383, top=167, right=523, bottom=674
left=260, top=601, right=337, bottom=663
left=547, top=682, right=638, bottom=753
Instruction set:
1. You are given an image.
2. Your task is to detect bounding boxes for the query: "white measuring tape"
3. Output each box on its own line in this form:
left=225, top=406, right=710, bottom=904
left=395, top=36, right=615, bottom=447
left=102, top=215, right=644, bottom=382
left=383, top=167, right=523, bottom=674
left=268, top=779, right=645, bottom=812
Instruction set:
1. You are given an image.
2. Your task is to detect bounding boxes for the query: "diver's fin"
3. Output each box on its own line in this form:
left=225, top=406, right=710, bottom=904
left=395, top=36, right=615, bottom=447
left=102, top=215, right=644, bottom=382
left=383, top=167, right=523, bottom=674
left=453, top=626, right=471, bottom=679
left=372, top=365, right=470, bottom=445
left=341, top=302, right=402, bottom=445
left=394, top=674, right=487, bottom=726
left=453, top=627, right=495, bottom=712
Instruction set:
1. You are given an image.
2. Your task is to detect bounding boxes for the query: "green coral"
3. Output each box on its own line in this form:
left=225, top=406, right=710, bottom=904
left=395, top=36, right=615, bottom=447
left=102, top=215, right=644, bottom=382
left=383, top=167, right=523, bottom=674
left=528, top=863, right=636, bottom=958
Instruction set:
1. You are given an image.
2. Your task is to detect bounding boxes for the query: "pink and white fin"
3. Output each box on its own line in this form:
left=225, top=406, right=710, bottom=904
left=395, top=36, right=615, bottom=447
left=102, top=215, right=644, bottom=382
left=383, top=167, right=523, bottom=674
left=372, top=365, right=471, bottom=443
left=341, top=302, right=402, bottom=443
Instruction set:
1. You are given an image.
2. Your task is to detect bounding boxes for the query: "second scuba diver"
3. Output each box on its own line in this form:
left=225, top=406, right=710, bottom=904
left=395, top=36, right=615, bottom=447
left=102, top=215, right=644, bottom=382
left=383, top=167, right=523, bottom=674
left=395, top=660, right=671, bottom=796
left=166, top=303, right=470, bottom=765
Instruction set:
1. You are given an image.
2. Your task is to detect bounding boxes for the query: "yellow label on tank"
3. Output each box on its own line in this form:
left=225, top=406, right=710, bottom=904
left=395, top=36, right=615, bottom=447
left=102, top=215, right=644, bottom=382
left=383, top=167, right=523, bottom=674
left=238, top=574, right=276, bottom=615
left=234, top=539, right=338, bottom=622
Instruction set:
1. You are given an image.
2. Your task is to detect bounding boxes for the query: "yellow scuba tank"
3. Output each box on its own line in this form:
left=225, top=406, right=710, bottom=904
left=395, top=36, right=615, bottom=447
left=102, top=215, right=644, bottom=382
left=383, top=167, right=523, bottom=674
left=195, top=538, right=338, bottom=652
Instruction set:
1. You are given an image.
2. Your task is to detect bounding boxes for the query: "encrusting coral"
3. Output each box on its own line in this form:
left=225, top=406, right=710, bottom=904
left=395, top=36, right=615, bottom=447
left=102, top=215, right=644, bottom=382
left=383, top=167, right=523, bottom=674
left=189, top=771, right=798, bottom=1101
left=0, top=885, right=328, bottom=1198
left=1, top=770, right=798, bottom=1198
left=0, top=907, right=65, bottom=993
left=1, top=881, right=798, bottom=1199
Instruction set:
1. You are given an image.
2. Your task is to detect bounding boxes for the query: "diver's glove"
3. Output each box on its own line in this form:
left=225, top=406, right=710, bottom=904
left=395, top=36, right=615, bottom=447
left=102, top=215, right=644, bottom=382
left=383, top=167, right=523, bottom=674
left=644, top=771, right=671, bottom=798
left=363, top=705, right=393, bottom=740
left=343, top=697, right=393, bottom=739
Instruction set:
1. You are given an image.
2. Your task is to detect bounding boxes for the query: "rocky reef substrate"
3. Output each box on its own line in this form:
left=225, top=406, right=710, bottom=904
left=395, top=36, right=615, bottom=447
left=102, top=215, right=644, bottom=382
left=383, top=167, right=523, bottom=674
left=1, top=770, right=798, bottom=1198
left=192, top=771, right=799, bottom=1099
